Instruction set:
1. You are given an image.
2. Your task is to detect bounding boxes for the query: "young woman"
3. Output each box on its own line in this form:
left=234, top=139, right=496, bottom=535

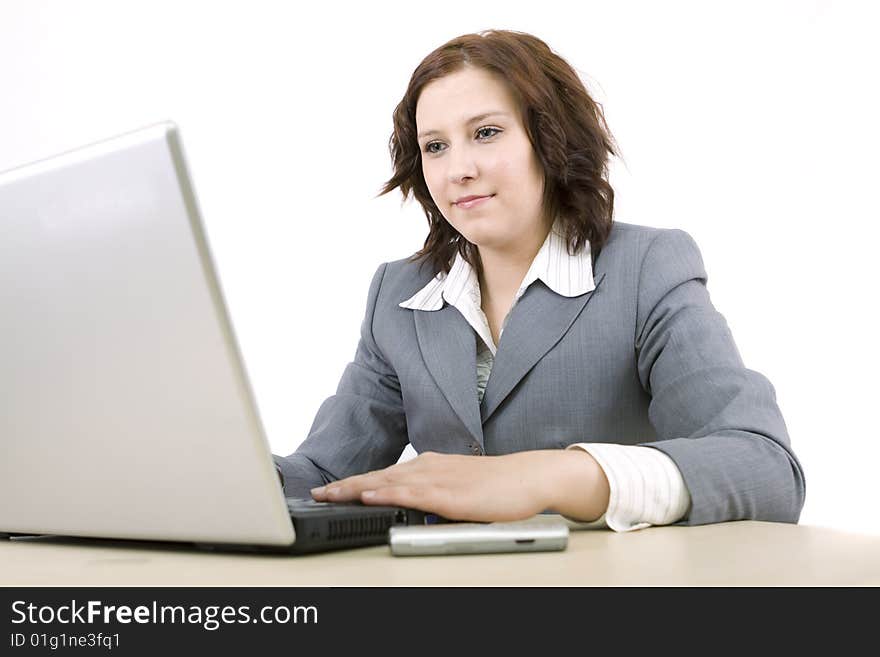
left=273, top=30, right=805, bottom=531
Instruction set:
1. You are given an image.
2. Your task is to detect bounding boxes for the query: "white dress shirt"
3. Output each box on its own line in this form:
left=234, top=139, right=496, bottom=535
left=400, top=223, right=691, bottom=531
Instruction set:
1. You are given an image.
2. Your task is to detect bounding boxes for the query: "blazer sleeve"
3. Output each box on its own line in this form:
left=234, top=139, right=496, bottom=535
left=272, top=263, right=409, bottom=498
left=635, top=229, right=806, bottom=525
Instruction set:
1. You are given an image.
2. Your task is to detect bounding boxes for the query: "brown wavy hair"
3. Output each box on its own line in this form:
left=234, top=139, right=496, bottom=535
left=378, top=29, right=617, bottom=276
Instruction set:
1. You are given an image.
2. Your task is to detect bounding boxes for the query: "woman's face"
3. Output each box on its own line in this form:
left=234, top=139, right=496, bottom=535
left=416, top=66, right=549, bottom=255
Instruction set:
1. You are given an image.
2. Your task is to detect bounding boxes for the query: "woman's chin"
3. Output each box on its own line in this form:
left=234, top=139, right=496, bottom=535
left=459, top=231, right=497, bottom=249
left=456, top=221, right=501, bottom=247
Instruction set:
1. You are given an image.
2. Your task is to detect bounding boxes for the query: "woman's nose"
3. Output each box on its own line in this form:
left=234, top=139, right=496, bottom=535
left=446, top=145, right=479, bottom=183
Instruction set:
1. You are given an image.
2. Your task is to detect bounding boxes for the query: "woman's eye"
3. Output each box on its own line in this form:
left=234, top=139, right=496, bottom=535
left=423, top=128, right=500, bottom=155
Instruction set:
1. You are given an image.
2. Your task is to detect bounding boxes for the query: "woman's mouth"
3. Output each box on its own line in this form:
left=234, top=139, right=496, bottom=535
left=454, top=194, right=494, bottom=210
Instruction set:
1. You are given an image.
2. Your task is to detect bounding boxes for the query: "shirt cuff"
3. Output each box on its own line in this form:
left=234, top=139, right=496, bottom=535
left=565, top=443, right=691, bottom=532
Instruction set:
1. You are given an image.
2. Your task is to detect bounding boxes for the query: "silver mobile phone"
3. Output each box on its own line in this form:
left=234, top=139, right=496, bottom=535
left=388, top=516, right=569, bottom=556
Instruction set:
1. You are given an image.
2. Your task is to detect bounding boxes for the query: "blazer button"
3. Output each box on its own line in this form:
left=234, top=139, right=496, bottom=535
left=470, top=444, right=482, bottom=455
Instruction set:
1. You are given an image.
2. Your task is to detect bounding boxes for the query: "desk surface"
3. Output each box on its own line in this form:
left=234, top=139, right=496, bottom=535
left=3, top=521, right=879, bottom=586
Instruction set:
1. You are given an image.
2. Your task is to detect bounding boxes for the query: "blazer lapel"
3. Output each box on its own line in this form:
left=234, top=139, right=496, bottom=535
left=413, top=305, right=484, bottom=447
left=480, top=273, right=606, bottom=424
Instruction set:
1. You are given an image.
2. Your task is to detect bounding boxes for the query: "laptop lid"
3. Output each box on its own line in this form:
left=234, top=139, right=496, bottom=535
left=0, top=122, right=299, bottom=547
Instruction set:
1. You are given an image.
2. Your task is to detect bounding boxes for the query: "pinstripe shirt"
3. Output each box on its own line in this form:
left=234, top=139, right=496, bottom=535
left=400, top=222, right=691, bottom=531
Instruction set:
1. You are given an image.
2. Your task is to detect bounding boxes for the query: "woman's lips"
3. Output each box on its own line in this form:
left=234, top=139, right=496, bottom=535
left=454, top=195, right=494, bottom=209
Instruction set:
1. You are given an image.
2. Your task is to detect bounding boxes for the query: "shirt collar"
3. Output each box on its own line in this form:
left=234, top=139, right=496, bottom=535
left=399, top=220, right=595, bottom=311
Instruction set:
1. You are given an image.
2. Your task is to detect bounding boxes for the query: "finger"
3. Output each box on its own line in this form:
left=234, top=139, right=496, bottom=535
left=360, top=485, right=474, bottom=522
left=362, top=485, right=530, bottom=523
left=311, top=454, right=456, bottom=503
left=311, top=468, right=394, bottom=502
left=360, top=485, right=434, bottom=511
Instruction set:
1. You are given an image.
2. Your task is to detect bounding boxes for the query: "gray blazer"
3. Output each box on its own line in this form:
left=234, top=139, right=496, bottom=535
left=274, top=222, right=806, bottom=526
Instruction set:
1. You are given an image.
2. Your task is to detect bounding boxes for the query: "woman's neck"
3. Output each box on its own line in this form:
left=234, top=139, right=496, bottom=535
left=477, top=221, right=552, bottom=307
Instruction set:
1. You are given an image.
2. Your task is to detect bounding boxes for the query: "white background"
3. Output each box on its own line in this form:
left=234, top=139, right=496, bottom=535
left=2, top=1, right=877, bottom=535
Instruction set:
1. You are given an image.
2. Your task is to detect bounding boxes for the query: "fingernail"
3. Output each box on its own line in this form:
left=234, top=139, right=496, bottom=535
left=310, top=486, right=325, bottom=496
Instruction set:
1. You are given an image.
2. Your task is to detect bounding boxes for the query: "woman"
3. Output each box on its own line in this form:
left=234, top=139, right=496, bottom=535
left=273, top=30, right=805, bottom=531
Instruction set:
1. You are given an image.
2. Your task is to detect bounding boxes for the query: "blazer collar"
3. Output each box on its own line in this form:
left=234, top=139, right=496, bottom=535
left=410, top=273, right=606, bottom=442
left=413, top=306, right=484, bottom=446
left=401, top=224, right=604, bottom=442
left=479, top=272, right=605, bottom=424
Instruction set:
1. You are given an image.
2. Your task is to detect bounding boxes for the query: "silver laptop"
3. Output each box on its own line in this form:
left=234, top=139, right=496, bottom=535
left=0, top=122, right=426, bottom=553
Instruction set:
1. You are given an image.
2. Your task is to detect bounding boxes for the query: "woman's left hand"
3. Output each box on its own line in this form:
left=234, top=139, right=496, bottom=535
left=309, top=449, right=609, bottom=523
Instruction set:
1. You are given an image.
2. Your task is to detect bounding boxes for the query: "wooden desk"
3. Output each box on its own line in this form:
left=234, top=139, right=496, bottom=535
left=3, top=521, right=879, bottom=586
